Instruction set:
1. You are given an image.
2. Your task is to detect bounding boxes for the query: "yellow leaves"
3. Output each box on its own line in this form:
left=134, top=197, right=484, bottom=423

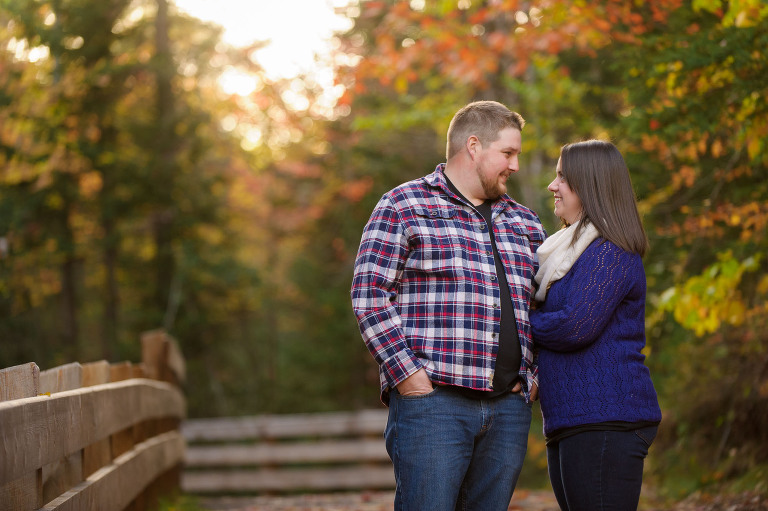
left=197, top=224, right=225, bottom=246
left=394, top=75, right=409, bottom=94
left=728, top=0, right=768, bottom=27
left=743, top=113, right=767, bottom=162
left=757, top=275, right=768, bottom=295
left=659, top=252, right=762, bottom=336
left=736, top=91, right=760, bottom=122
left=699, top=59, right=736, bottom=92
left=693, top=0, right=768, bottom=26
left=45, top=192, right=64, bottom=210
left=9, top=262, right=62, bottom=313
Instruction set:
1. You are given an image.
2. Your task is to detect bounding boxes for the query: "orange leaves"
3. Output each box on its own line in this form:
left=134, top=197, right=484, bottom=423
left=710, top=138, right=724, bottom=158
left=672, top=165, right=697, bottom=188
left=348, top=0, right=693, bottom=97
left=660, top=202, right=768, bottom=245
left=78, top=171, right=103, bottom=199
left=485, top=31, right=508, bottom=53
left=338, top=177, right=374, bottom=203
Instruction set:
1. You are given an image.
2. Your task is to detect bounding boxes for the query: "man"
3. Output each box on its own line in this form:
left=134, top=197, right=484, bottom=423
left=351, top=100, right=546, bottom=510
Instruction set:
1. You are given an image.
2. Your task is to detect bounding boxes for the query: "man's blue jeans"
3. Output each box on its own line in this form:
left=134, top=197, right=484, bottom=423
left=546, top=426, right=658, bottom=511
left=385, top=385, right=532, bottom=511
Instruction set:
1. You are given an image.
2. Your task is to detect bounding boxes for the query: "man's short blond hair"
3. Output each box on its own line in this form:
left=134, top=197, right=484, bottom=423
left=446, top=101, right=525, bottom=160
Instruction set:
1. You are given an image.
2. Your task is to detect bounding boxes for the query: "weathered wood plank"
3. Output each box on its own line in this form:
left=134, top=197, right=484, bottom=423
left=42, top=454, right=83, bottom=507
left=39, top=363, right=82, bottom=394
left=0, top=379, right=185, bottom=485
left=110, top=361, right=133, bottom=383
left=141, top=330, right=186, bottom=386
left=181, top=409, right=388, bottom=442
left=185, top=438, right=389, bottom=466
left=109, top=363, right=137, bottom=461
left=0, top=472, right=43, bottom=511
left=0, top=362, right=42, bottom=510
left=39, top=363, right=86, bottom=503
left=81, top=361, right=110, bottom=388
left=181, top=466, right=396, bottom=493
left=40, top=431, right=185, bottom=511
left=80, top=361, right=112, bottom=478
left=0, top=362, right=40, bottom=402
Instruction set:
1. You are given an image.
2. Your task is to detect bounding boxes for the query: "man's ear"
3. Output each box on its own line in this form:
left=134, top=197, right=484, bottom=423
left=466, top=135, right=480, bottom=160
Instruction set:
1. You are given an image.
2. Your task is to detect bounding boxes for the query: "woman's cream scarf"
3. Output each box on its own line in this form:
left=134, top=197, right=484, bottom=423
left=534, top=220, right=600, bottom=302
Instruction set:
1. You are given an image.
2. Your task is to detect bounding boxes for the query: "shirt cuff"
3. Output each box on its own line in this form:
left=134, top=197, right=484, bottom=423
left=381, top=348, right=424, bottom=389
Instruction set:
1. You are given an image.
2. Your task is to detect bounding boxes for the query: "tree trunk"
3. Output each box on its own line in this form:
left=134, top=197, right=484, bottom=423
left=153, top=0, right=177, bottom=318
left=59, top=204, right=79, bottom=361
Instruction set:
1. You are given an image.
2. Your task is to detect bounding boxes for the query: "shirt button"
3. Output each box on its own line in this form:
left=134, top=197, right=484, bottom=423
left=430, top=211, right=438, bottom=217
left=490, top=275, right=497, bottom=281
left=486, top=250, right=492, bottom=256
left=479, top=224, right=486, bottom=230
left=493, top=303, right=499, bottom=308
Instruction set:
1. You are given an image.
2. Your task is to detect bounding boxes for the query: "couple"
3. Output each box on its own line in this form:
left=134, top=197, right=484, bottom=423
left=350, top=101, right=662, bottom=511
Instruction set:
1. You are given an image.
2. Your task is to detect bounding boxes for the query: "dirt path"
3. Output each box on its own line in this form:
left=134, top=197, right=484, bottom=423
left=199, top=489, right=768, bottom=511
left=200, top=489, right=560, bottom=511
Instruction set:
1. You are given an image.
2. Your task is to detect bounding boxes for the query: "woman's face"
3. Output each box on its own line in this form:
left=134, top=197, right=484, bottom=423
left=547, top=157, right=583, bottom=225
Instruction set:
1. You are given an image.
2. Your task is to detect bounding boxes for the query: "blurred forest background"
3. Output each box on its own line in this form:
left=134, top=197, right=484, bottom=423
left=1, top=0, right=766, bottom=500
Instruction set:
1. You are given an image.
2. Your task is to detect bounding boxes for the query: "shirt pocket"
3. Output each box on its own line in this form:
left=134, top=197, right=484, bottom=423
left=406, top=206, right=463, bottom=271
left=496, top=221, right=545, bottom=281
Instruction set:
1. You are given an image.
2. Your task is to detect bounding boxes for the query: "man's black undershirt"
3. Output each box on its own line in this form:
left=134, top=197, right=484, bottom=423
left=443, top=178, right=522, bottom=399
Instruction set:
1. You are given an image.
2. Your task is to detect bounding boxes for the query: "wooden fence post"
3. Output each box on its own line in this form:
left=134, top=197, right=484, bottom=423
left=0, top=363, right=43, bottom=511
left=81, top=361, right=113, bottom=479
left=140, top=329, right=187, bottom=507
left=39, top=363, right=84, bottom=505
left=1, top=330, right=186, bottom=511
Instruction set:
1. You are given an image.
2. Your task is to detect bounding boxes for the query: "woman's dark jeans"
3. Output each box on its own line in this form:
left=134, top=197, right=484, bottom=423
left=546, top=426, right=658, bottom=511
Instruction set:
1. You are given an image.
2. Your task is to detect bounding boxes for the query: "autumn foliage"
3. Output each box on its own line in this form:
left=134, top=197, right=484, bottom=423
left=1, top=0, right=767, bottom=500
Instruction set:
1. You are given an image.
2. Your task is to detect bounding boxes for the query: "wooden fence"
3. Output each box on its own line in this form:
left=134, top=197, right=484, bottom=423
left=0, top=330, right=186, bottom=511
left=181, top=409, right=394, bottom=494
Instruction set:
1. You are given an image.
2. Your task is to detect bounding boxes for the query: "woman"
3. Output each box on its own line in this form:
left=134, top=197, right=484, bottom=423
left=530, top=140, right=662, bottom=510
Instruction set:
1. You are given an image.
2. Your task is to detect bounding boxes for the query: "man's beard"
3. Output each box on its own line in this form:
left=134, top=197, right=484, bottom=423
left=479, top=170, right=507, bottom=200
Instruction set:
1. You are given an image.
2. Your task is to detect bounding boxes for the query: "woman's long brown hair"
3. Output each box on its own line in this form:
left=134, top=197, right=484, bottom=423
left=560, top=140, right=649, bottom=256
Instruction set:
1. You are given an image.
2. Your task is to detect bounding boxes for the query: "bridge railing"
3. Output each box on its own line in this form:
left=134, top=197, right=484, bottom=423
left=181, top=409, right=394, bottom=494
left=0, top=330, right=186, bottom=511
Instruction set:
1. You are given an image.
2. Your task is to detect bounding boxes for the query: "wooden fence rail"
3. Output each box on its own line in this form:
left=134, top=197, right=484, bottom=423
left=0, top=329, right=186, bottom=511
left=181, top=409, right=394, bottom=494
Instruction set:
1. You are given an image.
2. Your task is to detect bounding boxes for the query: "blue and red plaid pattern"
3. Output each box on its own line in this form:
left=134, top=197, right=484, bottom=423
left=351, top=164, right=546, bottom=404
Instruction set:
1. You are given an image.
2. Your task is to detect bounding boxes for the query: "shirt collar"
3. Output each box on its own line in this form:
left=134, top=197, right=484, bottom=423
left=426, top=163, right=517, bottom=212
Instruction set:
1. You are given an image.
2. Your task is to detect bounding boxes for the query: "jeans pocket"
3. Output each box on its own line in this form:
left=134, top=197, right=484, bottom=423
left=633, top=426, right=658, bottom=447
left=396, top=385, right=440, bottom=400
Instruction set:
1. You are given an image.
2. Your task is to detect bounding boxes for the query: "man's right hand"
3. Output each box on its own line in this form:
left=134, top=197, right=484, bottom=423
left=396, top=368, right=434, bottom=396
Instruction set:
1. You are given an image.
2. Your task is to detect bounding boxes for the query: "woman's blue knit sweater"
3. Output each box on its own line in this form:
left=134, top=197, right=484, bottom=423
left=530, top=238, right=662, bottom=437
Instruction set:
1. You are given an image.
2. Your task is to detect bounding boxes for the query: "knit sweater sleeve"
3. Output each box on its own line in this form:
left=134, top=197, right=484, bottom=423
left=530, top=241, right=642, bottom=352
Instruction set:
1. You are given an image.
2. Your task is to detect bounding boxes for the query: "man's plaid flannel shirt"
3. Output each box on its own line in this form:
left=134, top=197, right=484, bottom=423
left=351, top=164, right=546, bottom=404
